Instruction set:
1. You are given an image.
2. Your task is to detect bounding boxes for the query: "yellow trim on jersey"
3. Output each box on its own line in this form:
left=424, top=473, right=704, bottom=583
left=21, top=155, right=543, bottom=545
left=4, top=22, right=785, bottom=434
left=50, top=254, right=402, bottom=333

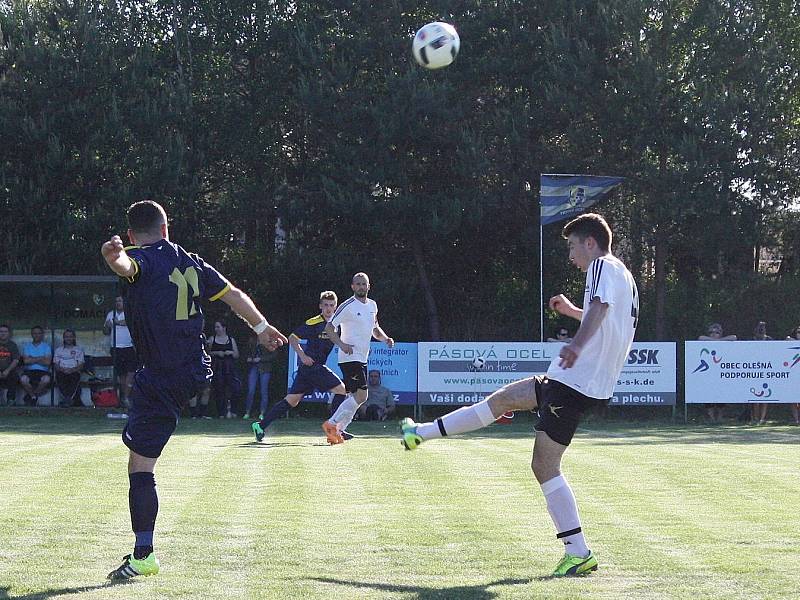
left=209, top=283, right=231, bottom=302
left=124, top=245, right=142, bottom=251
left=305, top=314, right=325, bottom=326
left=125, top=258, right=140, bottom=283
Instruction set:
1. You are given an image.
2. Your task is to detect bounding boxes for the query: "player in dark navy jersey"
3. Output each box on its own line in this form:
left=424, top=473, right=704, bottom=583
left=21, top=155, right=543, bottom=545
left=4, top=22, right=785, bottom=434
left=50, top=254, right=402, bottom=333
left=251, top=291, right=348, bottom=442
left=101, top=200, right=287, bottom=580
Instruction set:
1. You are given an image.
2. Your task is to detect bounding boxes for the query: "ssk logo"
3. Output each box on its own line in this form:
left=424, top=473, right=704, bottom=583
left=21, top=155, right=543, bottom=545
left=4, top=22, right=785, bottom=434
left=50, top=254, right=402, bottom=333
left=627, top=349, right=659, bottom=365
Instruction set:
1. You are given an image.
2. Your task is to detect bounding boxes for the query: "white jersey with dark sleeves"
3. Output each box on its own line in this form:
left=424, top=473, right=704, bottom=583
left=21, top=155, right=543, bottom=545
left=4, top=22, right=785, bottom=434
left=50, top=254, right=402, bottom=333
left=329, top=296, right=378, bottom=364
left=546, top=254, right=638, bottom=399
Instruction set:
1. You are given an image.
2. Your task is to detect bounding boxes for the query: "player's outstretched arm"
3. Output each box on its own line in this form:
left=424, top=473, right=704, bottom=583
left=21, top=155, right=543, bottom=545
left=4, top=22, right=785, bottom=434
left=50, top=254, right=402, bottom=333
left=101, top=235, right=136, bottom=279
left=558, top=298, right=608, bottom=368
left=220, top=286, right=288, bottom=348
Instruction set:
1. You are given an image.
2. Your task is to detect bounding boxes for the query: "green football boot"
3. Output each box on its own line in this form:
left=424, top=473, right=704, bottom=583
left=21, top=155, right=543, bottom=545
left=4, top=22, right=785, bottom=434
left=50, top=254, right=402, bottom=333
left=107, top=553, right=160, bottom=580
left=551, top=551, right=598, bottom=577
left=400, top=418, right=423, bottom=450
left=252, top=421, right=265, bottom=442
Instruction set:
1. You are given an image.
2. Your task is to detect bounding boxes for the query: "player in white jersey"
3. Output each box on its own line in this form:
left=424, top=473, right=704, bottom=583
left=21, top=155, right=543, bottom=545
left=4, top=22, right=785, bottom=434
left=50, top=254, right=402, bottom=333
left=400, top=213, right=638, bottom=577
left=321, top=272, right=394, bottom=444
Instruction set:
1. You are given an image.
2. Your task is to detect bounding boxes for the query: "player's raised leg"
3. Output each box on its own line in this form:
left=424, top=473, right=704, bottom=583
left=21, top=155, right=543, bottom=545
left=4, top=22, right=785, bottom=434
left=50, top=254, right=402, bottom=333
left=401, top=377, right=540, bottom=450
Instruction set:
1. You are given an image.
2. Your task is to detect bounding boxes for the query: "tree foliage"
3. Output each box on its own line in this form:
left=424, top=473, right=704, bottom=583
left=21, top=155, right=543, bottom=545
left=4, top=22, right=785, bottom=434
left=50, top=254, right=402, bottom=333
left=1, top=0, right=798, bottom=341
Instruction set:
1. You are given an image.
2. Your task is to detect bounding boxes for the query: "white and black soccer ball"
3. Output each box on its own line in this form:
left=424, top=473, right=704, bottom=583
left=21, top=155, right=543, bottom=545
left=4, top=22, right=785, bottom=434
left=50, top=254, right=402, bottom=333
left=412, top=22, right=460, bottom=70
left=471, top=356, right=486, bottom=371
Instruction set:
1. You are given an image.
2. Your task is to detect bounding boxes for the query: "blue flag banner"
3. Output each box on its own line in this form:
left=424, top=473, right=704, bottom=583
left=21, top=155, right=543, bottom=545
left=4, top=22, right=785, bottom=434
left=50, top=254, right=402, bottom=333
left=540, top=174, right=625, bottom=225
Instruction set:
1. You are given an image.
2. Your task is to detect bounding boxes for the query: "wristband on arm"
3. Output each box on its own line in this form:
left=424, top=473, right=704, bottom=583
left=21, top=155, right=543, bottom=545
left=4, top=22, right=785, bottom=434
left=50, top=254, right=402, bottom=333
left=251, top=319, right=270, bottom=335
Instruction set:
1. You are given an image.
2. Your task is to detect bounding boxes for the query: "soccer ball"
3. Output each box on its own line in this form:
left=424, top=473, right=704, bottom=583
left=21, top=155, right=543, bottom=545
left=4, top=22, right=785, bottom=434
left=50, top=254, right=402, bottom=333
left=472, top=357, right=486, bottom=370
left=412, top=22, right=460, bottom=70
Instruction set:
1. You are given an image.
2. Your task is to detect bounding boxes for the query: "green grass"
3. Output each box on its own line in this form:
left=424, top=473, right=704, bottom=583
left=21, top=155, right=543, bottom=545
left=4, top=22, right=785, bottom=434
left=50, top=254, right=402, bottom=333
left=0, top=414, right=798, bottom=600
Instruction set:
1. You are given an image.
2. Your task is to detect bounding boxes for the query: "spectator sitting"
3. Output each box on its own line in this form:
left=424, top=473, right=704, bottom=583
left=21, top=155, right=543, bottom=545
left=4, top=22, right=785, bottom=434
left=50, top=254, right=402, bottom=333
left=697, top=323, right=736, bottom=423
left=357, top=370, right=396, bottom=421
left=54, top=329, right=87, bottom=407
left=19, top=325, right=53, bottom=406
left=547, top=328, right=573, bottom=343
left=787, top=324, right=800, bottom=425
left=751, top=320, right=773, bottom=425
left=0, top=324, right=20, bottom=406
left=242, top=331, right=276, bottom=420
left=698, top=322, right=737, bottom=341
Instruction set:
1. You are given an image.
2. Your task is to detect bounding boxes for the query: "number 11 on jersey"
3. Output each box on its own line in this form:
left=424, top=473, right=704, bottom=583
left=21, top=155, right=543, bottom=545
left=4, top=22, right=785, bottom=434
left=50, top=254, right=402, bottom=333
left=169, top=267, right=200, bottom=320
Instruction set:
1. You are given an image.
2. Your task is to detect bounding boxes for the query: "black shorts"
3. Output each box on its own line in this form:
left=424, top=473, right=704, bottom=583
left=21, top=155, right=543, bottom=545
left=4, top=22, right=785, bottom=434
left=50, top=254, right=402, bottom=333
left=339, top=361, right=367, bottom=393
left=535, top=376, right=606, bottom=446
left=289, top=364, right=342, bottom=395
left=22, top=370, right=50, bottom=386
left=112, top=346, right=139, bottom=374
left=123, top=367, right=203, bottom=459
left=0, top=371, right=18, bottom=388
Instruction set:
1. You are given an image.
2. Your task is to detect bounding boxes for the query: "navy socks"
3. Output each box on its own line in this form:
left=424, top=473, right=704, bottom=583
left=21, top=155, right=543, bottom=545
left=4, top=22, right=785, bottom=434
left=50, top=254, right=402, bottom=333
left=259, top=399, right=291, bottom=429
left=129, top=471, right=158, bottom=559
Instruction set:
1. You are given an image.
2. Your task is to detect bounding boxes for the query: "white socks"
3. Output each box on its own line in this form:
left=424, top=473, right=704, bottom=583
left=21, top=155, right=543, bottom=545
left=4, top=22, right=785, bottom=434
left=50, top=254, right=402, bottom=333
left=328, top=395, right=360, bottom=428
left=540, top=475, right=589, bottom=557
left=416, top=401, right=497, bottom=440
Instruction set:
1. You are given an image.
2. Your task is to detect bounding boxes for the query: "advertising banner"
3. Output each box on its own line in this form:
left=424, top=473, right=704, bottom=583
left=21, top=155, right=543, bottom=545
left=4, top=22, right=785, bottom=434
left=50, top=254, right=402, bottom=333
left=417, top=341, right=677, bottom=406
left=685, top=341, right=800, bottom=404
left=287, top=342, right=417, bottom=405
left=610, top=342, right=677, bottom=406
left=417, top=342, right=554, bottom=406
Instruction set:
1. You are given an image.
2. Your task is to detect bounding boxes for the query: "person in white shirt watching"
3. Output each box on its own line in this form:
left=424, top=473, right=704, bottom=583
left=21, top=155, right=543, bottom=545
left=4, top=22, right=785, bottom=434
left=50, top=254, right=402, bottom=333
left=104, top=295, right=139, bottom=407
left=321, top=272, right=394, bottom=444
left=400, top=213, right=638, bottom=578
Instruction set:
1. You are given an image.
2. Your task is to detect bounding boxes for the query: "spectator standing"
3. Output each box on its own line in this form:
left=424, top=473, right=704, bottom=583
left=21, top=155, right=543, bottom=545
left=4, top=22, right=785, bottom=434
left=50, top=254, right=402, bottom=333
left=0, top=324, right=20, bottom=406
left=19, top=325, right=52, bottom=406
left=357, top=369, right=396, bottom=421
left=242, top=331, right=276, bottom=420
left=54, top=329, right=86, bottom=406
left=104, top=296, right=138, bottom=407
left=207, top=321, right=240, bottom=418
left=698, top=323, right=737, bottom=423
left=787, top=324, right=800, bottom=425
left=547, top=328, right=573, bottom=343
left=752, top=321, right=772, bottom=425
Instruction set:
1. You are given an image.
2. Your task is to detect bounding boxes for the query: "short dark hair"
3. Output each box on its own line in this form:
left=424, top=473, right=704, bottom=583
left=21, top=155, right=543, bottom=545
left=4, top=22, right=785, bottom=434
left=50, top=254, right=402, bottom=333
left=562, top=213, right=612, bottom=252
left=127, top=201, right=168, bottom=235
left=31, top=325, right=44, bottom=333
left=368, top=369, right=380, bottom=376
left=0, top=324, right=9, bottom=331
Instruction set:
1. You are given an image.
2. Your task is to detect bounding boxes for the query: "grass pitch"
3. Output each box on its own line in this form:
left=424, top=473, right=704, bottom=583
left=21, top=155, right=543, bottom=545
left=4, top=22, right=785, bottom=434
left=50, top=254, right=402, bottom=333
left=0, top=413, right=798, bottom=599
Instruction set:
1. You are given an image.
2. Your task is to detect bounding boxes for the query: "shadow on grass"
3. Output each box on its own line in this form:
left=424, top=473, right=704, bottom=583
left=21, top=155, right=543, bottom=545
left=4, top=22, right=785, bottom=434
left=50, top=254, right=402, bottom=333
left=229, top=441, right=330, bottom=448
left=0, top=581, right=130, bottom=599
left=308, top=576, right=532, bottom=599
left=0, top=412, right=797, bottom=446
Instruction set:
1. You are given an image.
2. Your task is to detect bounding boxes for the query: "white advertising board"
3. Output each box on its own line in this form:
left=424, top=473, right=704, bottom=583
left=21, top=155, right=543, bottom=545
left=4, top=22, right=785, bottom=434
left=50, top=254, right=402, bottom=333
left=685, top=341, right=800, bottom=404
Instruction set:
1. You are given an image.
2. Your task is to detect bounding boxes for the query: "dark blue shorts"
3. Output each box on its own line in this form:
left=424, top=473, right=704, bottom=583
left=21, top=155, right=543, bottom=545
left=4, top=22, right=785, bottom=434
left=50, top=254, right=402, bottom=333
left=122, top=367, right=204, bottom=459
left=289, top=364, right=342, bottom=395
